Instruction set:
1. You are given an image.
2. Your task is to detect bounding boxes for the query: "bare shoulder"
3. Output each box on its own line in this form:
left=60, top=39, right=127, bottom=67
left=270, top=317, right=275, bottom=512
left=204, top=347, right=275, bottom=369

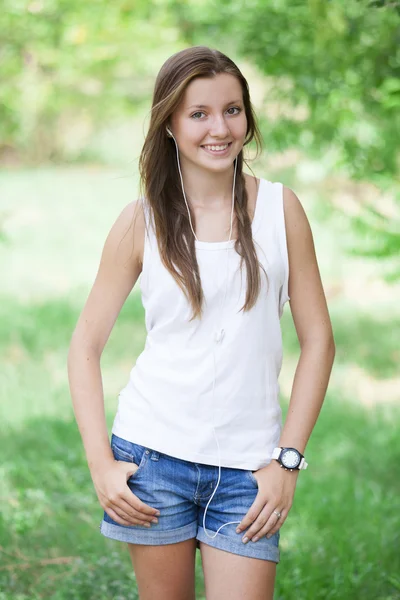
left=282, top=185, right=312, bottom=237
left=282, top=184, right=316, bottom=281
left=111, top=198, right=146, bottom=272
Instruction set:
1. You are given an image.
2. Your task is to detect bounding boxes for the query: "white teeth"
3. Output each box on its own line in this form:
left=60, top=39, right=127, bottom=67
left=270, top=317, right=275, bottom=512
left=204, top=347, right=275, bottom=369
left=203, top=144, right=229, bottom=151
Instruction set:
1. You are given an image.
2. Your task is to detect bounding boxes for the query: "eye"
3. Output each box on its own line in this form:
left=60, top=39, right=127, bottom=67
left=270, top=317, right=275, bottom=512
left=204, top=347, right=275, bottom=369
left=190, top=107, right=242, bottom=120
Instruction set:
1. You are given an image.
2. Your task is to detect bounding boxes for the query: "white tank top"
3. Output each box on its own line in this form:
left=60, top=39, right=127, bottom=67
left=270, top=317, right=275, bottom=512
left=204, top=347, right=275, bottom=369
left=111, top=177, right=290, bottom=470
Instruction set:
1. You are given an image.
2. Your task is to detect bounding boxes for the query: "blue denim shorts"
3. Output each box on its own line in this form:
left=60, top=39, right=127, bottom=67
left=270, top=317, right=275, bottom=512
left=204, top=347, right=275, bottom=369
left=100, top=434, right=280, bottom=563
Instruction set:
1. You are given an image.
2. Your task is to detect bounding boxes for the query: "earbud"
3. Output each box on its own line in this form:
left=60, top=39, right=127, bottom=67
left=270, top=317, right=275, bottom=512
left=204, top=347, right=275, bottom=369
left=214, top=329, right=225, bottom=343
left=166, top=126, right=173, bottom=138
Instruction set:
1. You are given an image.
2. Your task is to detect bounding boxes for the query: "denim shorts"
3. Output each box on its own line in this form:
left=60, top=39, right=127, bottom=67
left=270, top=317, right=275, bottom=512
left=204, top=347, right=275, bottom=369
left=99, top=434, right=280, bottom=563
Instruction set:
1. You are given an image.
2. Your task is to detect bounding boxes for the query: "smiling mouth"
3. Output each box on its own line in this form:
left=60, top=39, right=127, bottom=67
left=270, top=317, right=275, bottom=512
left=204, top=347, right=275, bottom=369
left=201, top=142, right=232, bottom=153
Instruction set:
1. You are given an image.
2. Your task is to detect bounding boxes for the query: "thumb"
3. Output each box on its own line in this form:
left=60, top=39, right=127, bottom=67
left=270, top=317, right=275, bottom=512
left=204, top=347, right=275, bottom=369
left=121, top=461, right=139, bottom=481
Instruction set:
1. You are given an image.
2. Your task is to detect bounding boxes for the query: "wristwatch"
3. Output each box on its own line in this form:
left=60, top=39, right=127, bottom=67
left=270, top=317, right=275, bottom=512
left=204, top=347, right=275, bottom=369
left=272, top=447, right=308, bottom=471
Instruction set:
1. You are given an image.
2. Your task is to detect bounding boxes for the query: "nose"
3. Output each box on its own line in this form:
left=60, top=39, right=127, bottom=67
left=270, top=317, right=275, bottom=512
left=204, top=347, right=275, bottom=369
left=209, top=114, right=230, bottom=138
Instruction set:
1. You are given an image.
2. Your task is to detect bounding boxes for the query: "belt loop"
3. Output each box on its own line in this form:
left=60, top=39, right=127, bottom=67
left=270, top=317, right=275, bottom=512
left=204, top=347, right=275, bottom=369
left=150, top=450, right=160, bottom=461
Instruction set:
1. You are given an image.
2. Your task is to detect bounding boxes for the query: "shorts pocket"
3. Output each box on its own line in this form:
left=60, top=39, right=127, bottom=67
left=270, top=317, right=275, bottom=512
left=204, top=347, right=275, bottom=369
left=111, top=436, right=150, bottom=480
left=246, top=470, right=259, bottom=488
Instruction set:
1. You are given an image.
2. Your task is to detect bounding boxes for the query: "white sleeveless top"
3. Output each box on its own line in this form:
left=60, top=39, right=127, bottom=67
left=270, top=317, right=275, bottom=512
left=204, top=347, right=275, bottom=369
left=111, top=178, right=290, bottom=470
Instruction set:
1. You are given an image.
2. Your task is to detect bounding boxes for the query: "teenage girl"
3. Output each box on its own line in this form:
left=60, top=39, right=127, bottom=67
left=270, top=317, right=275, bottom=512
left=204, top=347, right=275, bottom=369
left=68, top=46, right=335, bottom=600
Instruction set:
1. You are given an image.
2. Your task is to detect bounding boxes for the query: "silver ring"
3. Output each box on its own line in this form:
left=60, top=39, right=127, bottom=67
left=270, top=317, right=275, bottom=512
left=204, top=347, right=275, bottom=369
left=273, top=510, right=281, bottom=519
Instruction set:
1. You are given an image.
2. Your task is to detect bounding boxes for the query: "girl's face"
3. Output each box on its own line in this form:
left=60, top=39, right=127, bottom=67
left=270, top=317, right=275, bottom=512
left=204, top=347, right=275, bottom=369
left=169, top=73, right=247, bottom=173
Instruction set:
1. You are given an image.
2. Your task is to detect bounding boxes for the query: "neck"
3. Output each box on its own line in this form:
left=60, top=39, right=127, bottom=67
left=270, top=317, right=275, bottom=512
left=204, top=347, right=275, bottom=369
left=178, top=162, right=236, bottom=209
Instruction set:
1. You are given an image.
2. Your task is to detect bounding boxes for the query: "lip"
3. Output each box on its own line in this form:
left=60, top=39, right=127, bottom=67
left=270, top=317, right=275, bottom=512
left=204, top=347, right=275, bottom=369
left=201, top=142, right=232, bottom=156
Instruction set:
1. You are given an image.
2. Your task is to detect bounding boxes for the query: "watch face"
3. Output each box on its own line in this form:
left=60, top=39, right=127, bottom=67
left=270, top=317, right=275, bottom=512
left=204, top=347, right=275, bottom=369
left=281, top=449, right=301, bottom=469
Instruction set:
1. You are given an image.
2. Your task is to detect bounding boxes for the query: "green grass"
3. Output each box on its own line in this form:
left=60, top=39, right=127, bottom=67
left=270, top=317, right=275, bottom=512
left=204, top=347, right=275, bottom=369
left=1, top=167, right=399, bottom=599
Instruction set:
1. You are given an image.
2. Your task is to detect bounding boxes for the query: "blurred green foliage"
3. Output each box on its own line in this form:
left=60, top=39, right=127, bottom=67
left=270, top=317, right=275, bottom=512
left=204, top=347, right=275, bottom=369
left=0, top=0, right=177, bottom=162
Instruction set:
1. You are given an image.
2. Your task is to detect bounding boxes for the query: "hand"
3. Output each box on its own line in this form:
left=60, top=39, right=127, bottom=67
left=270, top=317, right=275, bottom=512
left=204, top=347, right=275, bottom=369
left=91, top=459, right=160, bottom=527
left=236, top=460, right=299, bottom=543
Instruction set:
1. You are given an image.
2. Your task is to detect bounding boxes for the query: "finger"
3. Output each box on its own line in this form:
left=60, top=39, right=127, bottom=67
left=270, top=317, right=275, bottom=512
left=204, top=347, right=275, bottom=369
left=240, top=504, right=275, bottom=541
left=119, top=497, right=158, bottom=524
left=248, top=512, right=282, bottom=542
left=265, top=509, right=289, bottom=538
left=112, top=500, right=148, bottom=525
left=123, top=489, right=160, bottom=518
left=105, top=505, right=151, bottom=527
left=235, top=496, right=265, bottom=533
left=109, top=500, right=153, bottom=526
left=251, top=509, right=288, bottom=542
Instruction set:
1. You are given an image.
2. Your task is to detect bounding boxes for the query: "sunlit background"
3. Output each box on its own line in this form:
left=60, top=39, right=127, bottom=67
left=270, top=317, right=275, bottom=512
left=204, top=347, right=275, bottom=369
left=1, top=1, right=399, bottom=598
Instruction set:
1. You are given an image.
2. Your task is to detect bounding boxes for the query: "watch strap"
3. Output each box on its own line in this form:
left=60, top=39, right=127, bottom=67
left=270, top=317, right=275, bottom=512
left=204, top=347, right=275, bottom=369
left=299, top=457, right=308, bottom=470
left=271, top=447, right=282, bottom=460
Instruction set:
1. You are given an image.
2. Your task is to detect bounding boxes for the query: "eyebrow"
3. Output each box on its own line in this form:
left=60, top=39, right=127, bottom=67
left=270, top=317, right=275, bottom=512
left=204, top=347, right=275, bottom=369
left=187, top=99, right=243, bottom=110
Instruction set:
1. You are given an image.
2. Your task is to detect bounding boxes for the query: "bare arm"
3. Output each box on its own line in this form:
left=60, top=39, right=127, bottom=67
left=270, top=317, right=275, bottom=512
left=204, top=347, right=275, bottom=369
left=68, top=200, right=160, bottom=526
left=278, top=186, right=336, bottom=454
left=67, top=199, right=144, bottom=475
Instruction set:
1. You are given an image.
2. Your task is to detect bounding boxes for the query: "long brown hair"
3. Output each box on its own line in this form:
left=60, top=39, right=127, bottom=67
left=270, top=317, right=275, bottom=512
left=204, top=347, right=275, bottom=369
left=138, top=46, right=267, bottom=321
